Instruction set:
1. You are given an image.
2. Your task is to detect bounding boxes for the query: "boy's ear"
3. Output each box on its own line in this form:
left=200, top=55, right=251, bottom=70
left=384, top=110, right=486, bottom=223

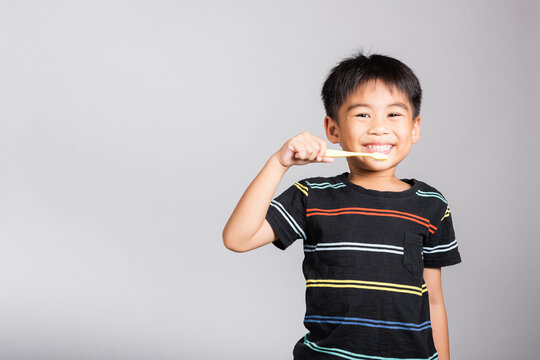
left=324, top=115, right=340, bottom=144
left=412, top=116, right=421, bottom=144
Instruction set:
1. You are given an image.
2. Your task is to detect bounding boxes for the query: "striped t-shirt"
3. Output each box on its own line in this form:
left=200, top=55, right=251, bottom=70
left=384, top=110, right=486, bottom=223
left=265, top=172, right=461, bottom=360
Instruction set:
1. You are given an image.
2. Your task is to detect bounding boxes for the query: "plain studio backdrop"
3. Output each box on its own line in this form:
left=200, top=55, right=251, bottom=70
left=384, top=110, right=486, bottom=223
left=1, top=1, right=538, bottom=359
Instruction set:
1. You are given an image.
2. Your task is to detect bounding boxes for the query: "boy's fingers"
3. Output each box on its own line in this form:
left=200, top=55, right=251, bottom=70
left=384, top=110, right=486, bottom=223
left=299, top=141, right=315, bottom=161
left=317, top=142, right=327, bottom=161
left=305, top=143, right=314, bottom=155
left=289, top=134, right=328, bottom=163
left=307, top=144, right=317, bottom=161
left=295, top=144, right=306, bottom=159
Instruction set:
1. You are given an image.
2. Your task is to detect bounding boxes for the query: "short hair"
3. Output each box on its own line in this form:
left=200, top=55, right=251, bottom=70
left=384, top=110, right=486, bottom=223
left=321, top=51, right=422, bottom=122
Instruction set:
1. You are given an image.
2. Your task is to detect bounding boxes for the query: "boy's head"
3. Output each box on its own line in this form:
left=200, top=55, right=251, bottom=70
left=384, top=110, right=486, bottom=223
left=321, top=52, right=422, bottom=175
left=321, top=52, right=422, bottom=123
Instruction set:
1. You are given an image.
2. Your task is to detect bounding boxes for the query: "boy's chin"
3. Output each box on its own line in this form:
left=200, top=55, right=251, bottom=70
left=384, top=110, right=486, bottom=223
left=348, top=159, right=396, bottom=171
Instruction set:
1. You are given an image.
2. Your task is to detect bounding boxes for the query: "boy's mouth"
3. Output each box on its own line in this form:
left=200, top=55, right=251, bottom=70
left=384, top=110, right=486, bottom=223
left=363, top=144, right=395, bottom=154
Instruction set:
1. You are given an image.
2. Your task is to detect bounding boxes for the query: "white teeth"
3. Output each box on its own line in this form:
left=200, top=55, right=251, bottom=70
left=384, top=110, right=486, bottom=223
left=366, top=145, right=393, bottom=151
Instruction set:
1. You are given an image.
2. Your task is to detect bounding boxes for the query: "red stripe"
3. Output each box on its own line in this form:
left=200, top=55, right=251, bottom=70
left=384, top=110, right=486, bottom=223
left=307, top=207, right=429, bottom=222
left=306, top=207, right=437, bottom=233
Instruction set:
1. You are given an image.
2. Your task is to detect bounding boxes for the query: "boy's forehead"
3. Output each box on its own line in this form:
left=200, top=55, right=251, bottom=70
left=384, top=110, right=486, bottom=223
left=352, top=80, right=406, bottom=100
left=342, top=81, right=411, bottom=111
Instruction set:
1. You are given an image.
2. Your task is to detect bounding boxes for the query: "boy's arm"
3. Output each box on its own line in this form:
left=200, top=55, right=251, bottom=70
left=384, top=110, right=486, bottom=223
left=424, top=267, right=450, bottom=360
left=222, top=155, right=288, bottom=252
left=222, top=132, right=332, bottom=253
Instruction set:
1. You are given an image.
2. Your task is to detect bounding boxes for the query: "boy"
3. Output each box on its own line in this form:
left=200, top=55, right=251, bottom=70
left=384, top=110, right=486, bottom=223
left=222, top=52, right=461, bottom=360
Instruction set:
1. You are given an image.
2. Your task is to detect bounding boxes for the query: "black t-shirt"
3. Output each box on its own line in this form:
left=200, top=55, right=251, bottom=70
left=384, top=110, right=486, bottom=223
left=265, top=172, right=461, bottom=360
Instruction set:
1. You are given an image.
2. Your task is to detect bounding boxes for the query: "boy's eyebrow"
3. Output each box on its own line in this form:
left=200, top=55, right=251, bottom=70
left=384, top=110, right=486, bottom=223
left=347, top=102, right=409, bottom=112
left=388, top=102, right=409, bottom=110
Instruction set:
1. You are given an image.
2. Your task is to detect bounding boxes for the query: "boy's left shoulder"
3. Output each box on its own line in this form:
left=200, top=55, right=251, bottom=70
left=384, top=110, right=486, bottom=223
left=300, top=173, right=343, bottom=184
left=412, top=178, right=440, bottom=192
left=412, top=178, right=453, bottom=214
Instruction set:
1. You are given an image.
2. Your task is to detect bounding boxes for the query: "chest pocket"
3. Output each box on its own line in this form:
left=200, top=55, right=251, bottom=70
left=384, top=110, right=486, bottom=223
left=402, top=232, right=424, bottom=276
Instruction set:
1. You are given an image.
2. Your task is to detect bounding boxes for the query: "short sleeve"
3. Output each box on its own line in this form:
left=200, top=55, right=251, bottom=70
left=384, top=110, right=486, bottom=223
left=265, top=180, right=308, bottom=250
left=423, top=202, right=462, bottom=268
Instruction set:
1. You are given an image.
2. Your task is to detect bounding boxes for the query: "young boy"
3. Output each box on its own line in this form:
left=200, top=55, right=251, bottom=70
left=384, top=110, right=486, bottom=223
left=222, top=52, right=461, bottom=360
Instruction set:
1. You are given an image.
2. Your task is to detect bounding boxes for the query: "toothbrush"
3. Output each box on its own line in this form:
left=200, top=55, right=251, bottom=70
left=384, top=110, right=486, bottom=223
left=324, top=149, right=389, bottom=161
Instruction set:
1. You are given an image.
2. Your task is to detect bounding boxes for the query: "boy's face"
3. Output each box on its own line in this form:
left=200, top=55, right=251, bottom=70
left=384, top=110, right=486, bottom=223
left=324, top=79, right=421, bottom=178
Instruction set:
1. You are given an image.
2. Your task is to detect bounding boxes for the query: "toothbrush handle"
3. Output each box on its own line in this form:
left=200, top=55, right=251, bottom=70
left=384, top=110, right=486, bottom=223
left=325, top=149, right=368, bottom=157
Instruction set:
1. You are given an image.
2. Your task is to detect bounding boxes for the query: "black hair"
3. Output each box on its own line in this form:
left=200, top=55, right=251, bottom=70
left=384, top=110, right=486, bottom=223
left=321, top=51, right=422, bottom=122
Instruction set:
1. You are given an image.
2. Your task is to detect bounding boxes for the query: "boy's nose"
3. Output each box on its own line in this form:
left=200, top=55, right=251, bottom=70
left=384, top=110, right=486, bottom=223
left=368, top=124, right=390, bottom=135
left=368, top=127, right=389, bottom=135
left=367, top=116, right=390, bottom=135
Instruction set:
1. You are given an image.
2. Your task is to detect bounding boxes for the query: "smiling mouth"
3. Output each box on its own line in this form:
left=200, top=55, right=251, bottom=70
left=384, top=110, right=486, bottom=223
left=363, top=144, right=394, bottom=154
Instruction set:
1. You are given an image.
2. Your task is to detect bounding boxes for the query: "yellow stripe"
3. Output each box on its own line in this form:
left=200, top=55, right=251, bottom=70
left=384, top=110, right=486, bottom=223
left=294, top=183, right=308, bottom=196
left=306, top=279, right=423, bottom=292
left=295, top=182, right=308, bottom=191
left=306, top=283, right=422, bottom=296
left=441, top=205, right=450, bottom=221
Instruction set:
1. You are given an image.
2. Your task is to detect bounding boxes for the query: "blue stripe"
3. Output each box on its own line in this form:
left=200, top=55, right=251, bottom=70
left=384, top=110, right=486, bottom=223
left=305, top=319, right=431, bottom=331
left=305, top=315, right=431, bottom=331
left=305, top=315, right=430, bottom=328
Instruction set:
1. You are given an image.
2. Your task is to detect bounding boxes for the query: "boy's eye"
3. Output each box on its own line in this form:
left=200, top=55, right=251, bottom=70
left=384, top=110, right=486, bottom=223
left=355, top=114, right=369, bottom=118
left=389, top=113, right=402, bottom=117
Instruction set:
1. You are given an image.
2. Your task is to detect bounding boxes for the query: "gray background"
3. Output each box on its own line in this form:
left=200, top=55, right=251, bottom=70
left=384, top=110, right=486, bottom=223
left=1, top=0, right=538, bottom=359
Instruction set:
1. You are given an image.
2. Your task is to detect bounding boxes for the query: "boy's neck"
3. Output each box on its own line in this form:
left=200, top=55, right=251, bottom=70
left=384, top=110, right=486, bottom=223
left=346, top=169, right=412, bottom=192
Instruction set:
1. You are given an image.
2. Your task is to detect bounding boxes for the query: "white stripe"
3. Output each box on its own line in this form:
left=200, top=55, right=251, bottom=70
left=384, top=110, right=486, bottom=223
left=305, top=242, right=403, bottom=250
left=423, top=240, right=457, bottom=254
left=423, top=243, right=458, bottom=254
left=270, top=200, right=306, bottom=240
left=304, top=247, right=404, bottom=255
left=423, top=239, right=457, bottom=251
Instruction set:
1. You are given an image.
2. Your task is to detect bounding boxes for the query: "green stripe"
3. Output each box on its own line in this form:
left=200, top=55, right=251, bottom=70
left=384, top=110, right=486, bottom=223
left=304, top=335, right=438, bottom=360
left=306, top=181, right=346, bottom=189
left=416, top=190, right=447, bottom=204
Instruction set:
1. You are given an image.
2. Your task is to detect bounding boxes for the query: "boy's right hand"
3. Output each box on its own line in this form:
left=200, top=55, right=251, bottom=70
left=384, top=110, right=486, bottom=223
left=274, top=131, right=335, bottom=168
